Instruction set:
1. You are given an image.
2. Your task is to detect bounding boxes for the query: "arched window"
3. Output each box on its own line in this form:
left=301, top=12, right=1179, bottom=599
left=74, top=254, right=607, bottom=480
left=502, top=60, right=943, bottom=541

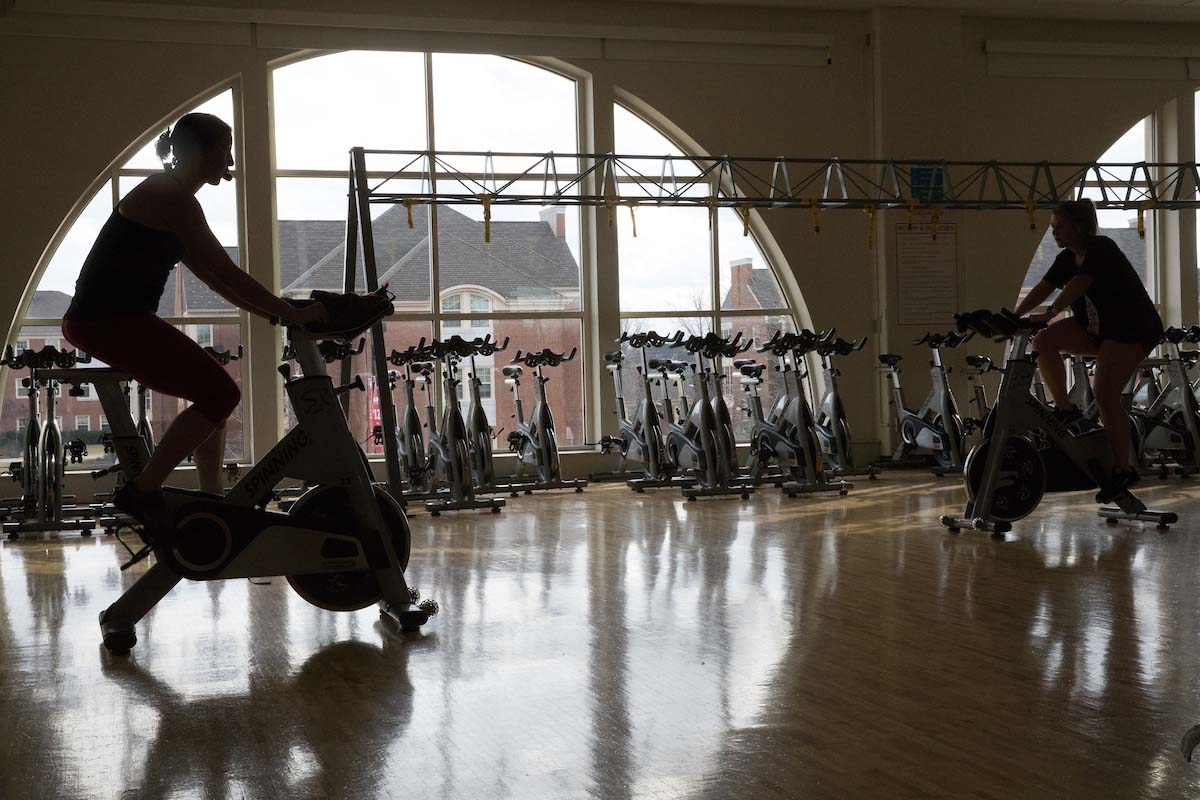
left=10, top=89, right=246, bottom=468
left=272, top=52, right=585, bottom=451
left=1018, top=117, right=1154, bottom=307
left=613, top=103, right=797, bottom=442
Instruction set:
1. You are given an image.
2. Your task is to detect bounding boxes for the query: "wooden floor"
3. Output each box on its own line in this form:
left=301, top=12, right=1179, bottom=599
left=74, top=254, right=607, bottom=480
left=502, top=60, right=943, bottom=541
left=3, top=471, right=1200, bottom=799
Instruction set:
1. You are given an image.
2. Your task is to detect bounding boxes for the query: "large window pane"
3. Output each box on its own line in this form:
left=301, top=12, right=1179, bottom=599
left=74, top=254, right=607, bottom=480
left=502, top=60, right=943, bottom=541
left=272, top=52, right=427, bottom=171
left=32, top=181, right=113, bottom=314
left=488, top=319, right=585, bottom=450
left=435, top=194, right=581, bottom=312
left=613, top=316, right=713, bottom=427
left=275, top=178, right=432, bottom=310
left=618, top=207, right=712, bottom=313
left=718, top=209, right=786, bottom=312
left=720, top=315, right=796, bottom=442
left=432, top=54, right=577, bottom=173
left=122, top=90, right=236, bottom=170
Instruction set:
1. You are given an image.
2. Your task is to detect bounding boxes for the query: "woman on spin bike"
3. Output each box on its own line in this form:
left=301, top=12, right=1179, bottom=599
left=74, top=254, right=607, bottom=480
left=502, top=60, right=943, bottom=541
left=1013, top=198, right=1163, bottom=501
left=61, top=113, right=328, bottom=522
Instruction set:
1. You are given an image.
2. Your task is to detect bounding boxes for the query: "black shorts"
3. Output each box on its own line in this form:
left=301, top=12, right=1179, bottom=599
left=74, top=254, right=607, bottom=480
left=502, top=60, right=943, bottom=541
left=1070, top=316, right=1162, bottom=355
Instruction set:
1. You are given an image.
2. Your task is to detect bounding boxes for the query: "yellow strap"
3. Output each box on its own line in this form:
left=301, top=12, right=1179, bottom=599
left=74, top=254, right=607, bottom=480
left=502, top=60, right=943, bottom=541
left=476, top=193, right=493, bottom=243
left=628, top=203, right=637, bottom=238
left=604, top=197, right=616, bottom=228
left=863, top=203, right=876, bottom=250
left=907, top=198, right=920, bottom=230
left=1024, top=197, right=1037, bottom=231
left=1137, top=200, right=1154, bottom=240
left=930, top=208, right=940, bottom=241
left=740, top=204, right=752, bottom=237
left=403, top=198, right=415, bottom=229
left=808, top=199, right=820, bottom=234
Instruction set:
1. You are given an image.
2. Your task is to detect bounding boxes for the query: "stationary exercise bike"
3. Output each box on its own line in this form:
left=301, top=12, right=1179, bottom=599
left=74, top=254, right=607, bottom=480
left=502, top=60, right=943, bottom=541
left=0, top=344, right=97, bottom=537
left=501, top=347, right=587, bottom=494
left=1128, top=326, right=1200, bottom=477
left=877, top=330, right=972, bottom=474
left=962, top=354, right=998, bottom=431
left=417, top=336, right=504, bottom=515
left=386, top=341, right=435, bottom=496
left=940, top=309, right=1177, bottom=535
left=593, top=330, right=675, bottom=488
left=741, top=330, right=851, bottom=496
left=666, top=332, right=756, bottom=500
left=808, top=332, right=875, bottom=478
left=462, top=335, right=508, bottom=491
left=42, top=292, right=438, bottom=654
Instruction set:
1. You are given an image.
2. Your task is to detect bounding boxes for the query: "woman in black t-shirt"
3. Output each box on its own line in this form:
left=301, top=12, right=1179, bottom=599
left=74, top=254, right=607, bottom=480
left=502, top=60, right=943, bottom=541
left=1013, top=198, right=1163, bottom=501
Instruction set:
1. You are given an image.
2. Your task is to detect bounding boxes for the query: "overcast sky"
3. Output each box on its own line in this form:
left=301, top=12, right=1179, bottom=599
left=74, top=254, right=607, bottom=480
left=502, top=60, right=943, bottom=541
left=34, top=53, right=1159, bottom=315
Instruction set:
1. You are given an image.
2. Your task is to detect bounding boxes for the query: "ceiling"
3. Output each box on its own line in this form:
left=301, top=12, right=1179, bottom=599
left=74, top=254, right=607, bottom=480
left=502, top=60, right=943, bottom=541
left=630, top=0, right=1200, bottom=23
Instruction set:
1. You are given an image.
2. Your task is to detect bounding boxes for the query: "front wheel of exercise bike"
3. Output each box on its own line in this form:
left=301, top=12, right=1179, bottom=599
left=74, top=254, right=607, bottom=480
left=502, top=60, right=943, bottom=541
left=285, top=485, right=412, bottom=612
left=963, top=436, right=1045, bottom=522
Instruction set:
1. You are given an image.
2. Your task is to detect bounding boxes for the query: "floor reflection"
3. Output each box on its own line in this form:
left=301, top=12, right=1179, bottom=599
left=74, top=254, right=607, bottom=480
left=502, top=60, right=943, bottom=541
left=3, top=475, right=1200, bottom=798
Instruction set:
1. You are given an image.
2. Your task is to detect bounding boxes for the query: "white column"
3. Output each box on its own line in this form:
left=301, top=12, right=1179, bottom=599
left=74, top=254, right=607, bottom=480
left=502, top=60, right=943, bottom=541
left=237, top=54, right=283, bottom=461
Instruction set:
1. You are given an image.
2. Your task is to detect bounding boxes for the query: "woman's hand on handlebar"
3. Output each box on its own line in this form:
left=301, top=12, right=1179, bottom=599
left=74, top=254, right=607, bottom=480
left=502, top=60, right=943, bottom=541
left=286, top=302, right=329, bottom=329
left=1024, top=310, right=1055, bottom=325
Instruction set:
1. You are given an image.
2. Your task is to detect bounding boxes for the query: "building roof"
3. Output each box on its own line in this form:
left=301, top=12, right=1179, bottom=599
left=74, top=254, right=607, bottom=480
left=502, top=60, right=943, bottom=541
left=720, top=266, right=784, bottom=311
left=43, top=205, right=581, bottom=320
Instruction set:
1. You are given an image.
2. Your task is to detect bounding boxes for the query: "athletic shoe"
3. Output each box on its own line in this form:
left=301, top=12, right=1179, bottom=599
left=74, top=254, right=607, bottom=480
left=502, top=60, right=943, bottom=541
left=1095, top=465, right=1140, bottom=504
left=288, top=287, right=395, bottom=339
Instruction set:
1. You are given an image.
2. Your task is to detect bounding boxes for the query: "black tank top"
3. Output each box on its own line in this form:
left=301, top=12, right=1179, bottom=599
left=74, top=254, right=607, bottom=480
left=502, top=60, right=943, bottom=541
left=64, top=206, right=183, bottom=320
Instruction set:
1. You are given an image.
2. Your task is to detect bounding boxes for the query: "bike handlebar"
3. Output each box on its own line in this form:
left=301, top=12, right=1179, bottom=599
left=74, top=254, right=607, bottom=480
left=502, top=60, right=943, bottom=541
left=511, top=346, right=578, bottom=368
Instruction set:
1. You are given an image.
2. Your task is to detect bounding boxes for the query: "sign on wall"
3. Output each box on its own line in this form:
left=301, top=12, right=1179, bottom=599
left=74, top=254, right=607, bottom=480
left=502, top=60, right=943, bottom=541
left=896, top=222, right=958, bottom=326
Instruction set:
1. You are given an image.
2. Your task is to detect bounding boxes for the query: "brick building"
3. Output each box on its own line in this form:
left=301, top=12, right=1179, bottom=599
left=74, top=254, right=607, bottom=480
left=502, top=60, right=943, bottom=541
left=3, top=204, right=583, bottom=465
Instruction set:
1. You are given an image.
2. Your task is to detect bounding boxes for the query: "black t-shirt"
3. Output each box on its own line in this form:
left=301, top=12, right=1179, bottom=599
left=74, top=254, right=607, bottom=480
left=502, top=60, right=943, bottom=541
left=65, top=207, right=182, bottom=320
left=1041, top=235, right=1163, bottom=346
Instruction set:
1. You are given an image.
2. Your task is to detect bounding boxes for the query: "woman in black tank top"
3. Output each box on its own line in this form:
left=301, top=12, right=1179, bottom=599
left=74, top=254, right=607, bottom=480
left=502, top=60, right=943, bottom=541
left=1013, top=198, right=1164, bottom=502
left=60, top=113, right=327, bottom=526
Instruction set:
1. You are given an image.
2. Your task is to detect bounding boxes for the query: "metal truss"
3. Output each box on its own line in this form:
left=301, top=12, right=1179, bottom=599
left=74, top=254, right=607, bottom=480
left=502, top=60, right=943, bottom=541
left=351, top=147, right=1200, bottom=215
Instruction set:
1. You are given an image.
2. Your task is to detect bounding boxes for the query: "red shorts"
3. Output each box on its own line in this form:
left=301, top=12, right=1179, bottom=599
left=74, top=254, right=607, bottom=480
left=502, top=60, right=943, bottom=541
left=62, top=314, right=240, bottom=425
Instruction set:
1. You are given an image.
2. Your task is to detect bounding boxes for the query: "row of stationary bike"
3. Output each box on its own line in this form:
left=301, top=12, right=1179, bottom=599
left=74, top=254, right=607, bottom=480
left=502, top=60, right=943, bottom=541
left=594, top=328, right=873, bottom=500
left=877, top=318, right=1200, bottom=484
left=383, top=334, right=585, bottom=516
left=0, top=342, right=242, bottom=540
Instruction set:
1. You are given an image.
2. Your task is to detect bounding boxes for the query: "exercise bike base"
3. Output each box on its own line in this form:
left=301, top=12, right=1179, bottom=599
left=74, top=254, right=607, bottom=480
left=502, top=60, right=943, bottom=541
left=589, top=470, right=646, bottom=483
left=682, top=484, right=755, bottom=500
left=4, top=516, right=97, bottom=538
left=782, top=480, right=853, bottom=497
left=424, top=496, right=506, bottom=515
left=1098, top=507, right=1178, bottom=528
left=939, top=514, right=1012, bottom=535
left=495, top=478, right=587, bottom=496
left=627, top=477, right=690, bottom=492
left=99, top=607, right=137, bottom=656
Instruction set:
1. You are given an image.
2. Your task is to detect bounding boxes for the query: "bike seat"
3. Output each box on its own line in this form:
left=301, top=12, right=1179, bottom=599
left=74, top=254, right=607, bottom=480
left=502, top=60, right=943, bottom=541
left=647, top=358, right=668, bottom=370
left=502, top=365, right=524, bottom=378
left=604, top=350, right=624, bottom=364
left=965, top=355, right=992, bottom=369
left=732, top=358, right=756, bottom=369
left=739, top=364, right=766, bottom=379
left=879, top=354, right=902, bottom=367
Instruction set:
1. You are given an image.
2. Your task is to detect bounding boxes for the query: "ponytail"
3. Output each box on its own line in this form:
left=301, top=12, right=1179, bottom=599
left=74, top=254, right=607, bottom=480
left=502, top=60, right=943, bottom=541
left=154, top=112, right=231, bottom=172
left=155, top=128, right=174, bottom=169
